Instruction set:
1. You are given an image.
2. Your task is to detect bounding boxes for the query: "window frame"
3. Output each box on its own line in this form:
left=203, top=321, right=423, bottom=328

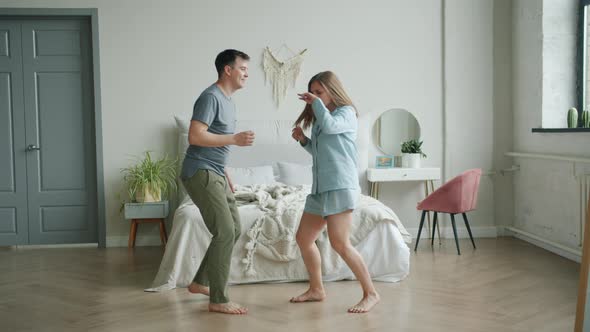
left=577, top=0, right=590, bottom=122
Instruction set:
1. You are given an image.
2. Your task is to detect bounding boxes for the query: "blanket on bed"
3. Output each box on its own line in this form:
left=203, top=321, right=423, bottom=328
left=233, top=184, right=411, bottom=277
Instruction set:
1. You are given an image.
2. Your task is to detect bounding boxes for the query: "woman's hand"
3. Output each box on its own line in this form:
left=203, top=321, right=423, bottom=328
left=292, top=126, right=307, bottom=144
left=297, top=92, right=318, bottom=105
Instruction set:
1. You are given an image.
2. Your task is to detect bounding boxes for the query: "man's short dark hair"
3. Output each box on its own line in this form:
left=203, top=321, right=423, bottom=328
left=215, top=49, right=250, bottom=77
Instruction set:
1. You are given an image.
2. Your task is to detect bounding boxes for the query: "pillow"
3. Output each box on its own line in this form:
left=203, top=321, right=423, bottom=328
left=276, top=161, right=312, bottom=186
left=174, top=114, right=190, bottom=134
left=225, top=165, right=276, bottom=186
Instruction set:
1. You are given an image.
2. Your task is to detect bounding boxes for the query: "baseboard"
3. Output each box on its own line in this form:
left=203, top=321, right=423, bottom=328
left=504, top=226, right=582, bottom=263
left=495, top=226, right=507, bottom=237
left=2, top=236, right=169, bottom=248
left=407, top=226, right=498, bottom=239
left=3, top=243, right=98, bottom=250
left=106, top=235, right=163, bottom=247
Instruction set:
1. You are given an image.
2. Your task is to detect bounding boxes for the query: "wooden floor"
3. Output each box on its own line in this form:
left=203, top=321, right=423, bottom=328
left=0, top=238, right=579, bottom=332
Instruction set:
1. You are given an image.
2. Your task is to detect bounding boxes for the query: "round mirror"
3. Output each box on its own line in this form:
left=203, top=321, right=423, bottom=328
left=372, top=109, right=420, bottom=156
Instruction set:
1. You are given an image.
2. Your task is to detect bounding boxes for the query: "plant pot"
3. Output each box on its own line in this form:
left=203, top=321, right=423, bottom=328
left=135, top=185, right=161, bottom=203
left=402, top=153, right=421, bottom=168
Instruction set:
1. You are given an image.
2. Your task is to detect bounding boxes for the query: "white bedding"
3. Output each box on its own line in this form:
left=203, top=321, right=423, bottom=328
left=146, top=184, right=411, bottom=292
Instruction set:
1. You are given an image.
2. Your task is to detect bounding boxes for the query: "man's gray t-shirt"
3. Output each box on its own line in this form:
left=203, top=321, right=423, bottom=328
left=181, top=84, right=236, bottom=180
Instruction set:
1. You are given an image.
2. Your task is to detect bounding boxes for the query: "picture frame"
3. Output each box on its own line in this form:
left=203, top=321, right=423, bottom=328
left=375, top=155, right=393, bottom=168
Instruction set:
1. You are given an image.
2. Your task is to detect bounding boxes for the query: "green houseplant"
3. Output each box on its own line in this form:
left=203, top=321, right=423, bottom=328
left=401, top=139, right=426, bottom=168
left=121, top=151, right=178, bottom=203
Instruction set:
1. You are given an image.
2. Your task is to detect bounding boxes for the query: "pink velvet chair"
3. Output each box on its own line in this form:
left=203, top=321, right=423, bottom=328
left=414, top=168, right=482, bottom=255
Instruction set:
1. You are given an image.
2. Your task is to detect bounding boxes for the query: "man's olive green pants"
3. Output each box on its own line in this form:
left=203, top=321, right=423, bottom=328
left=182, top=169, right=240, bottom=304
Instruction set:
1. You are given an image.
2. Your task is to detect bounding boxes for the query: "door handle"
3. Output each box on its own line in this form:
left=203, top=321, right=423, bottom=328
left=26, top=144, right=40, bottom=152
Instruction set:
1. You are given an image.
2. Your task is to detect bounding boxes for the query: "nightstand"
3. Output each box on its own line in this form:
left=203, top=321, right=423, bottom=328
left=124, top=200, right=169, bottom=248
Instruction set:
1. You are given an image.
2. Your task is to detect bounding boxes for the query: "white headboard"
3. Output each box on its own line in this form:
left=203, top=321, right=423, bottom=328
left=228, top=120, right=311, bottom=167
left=175, top=115, right=369, bottom=194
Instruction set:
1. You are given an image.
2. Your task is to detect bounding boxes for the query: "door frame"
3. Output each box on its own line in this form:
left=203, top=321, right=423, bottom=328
left=0, top=8, right=105, bottom=248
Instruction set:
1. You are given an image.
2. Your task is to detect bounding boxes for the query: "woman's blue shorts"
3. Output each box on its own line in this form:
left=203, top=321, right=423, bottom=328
left=303, top=188, right=360, bottom=218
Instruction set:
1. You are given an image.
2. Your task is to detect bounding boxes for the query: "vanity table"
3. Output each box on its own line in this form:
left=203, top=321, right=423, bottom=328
left=367, top=167, right=441, bottom=200
left=368, top=167, right=442, bottom=242
left=370, top=108, right=442, bottom=242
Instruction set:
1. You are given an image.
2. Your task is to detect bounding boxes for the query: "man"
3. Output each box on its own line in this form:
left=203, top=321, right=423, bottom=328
left=180, top=49, right=254, bottom=315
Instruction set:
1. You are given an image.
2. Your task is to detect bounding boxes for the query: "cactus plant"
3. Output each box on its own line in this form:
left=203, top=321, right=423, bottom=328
left=582, top=110, right=590, bottom=128
left=568, top=107, right=578, bottom=128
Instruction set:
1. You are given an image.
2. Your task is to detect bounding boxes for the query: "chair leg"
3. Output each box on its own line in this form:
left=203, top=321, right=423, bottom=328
left=431, top=212, right=438, bottom=246
left=450, top=214, right=461, bottom=255
left=414, top=210, right=427, bottom=251
left=462, top=213, right=476, bottom=249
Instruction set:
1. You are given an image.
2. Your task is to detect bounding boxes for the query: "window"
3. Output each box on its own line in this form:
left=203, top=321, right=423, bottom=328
left=533, top=1, right=590, bottom=132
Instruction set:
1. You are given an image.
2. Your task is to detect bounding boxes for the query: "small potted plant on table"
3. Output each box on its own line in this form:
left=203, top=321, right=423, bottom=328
left=401, top=139, right=427, bottom=168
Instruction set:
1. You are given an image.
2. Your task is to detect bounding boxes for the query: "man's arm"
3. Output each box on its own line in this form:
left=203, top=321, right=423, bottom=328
left=188, top=120, right=236, bottom=147
left=188, top=120, right=254, bottom=147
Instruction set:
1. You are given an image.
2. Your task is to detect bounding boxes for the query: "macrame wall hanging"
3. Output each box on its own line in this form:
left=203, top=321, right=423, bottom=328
left=262, top=45, right=307, bottom=108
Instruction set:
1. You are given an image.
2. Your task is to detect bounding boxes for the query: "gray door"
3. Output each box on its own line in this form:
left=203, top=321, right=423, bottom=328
left=0, top=18, right=97, bottom=245
left=0, top=21, right=28, bottom=245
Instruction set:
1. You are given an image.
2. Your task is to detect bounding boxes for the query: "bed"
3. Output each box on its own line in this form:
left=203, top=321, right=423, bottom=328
left=145, top=116, right=411, bottom=291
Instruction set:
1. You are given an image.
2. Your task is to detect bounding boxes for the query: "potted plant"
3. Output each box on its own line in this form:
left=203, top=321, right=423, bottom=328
left=401, top=139, right=427, bottom=168
left=121, top=151, right=178, bottom=203
left=568, top=107, right=579, bottom=128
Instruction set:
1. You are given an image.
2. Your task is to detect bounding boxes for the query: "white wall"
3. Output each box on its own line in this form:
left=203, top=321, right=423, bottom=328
left=1, top=0, right=501, bottom=246
left=511, top=0, right=590, bottom=257
left=441, top=0, right=496, bottom=237
left=493, top=0, right=515, bottom=231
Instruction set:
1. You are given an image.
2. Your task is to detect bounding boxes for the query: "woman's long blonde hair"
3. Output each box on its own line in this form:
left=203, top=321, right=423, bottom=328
left=294, top=71, right=358, bottom=129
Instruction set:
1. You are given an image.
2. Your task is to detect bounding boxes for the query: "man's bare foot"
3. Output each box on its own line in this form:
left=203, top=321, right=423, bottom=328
left=188, top=282, right=209, bottom=296
left=208, top=302, right=248, bottom=314
left=289, top=288, right=326, bottom=303
left=348, top=292, right=380, bottom=313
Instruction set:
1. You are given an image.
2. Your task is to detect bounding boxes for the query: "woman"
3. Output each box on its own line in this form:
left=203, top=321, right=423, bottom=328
left=290, top=71, right=380, bottom=313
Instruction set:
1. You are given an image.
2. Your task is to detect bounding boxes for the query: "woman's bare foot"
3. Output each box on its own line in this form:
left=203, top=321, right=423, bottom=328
left=289, top=288, right=326, bottom=303
left=208, top=302, right=248, bottom=314
left=348, top=292, right=380, bottom=313
left=188, top=282, right=209, bottom=296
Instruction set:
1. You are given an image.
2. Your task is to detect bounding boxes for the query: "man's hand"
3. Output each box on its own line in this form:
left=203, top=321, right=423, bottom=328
left=233, top=131, right=255, bottom=146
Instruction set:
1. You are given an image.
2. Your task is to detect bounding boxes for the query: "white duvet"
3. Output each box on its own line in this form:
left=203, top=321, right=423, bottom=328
left=146, top=184, right=411, bottom=292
